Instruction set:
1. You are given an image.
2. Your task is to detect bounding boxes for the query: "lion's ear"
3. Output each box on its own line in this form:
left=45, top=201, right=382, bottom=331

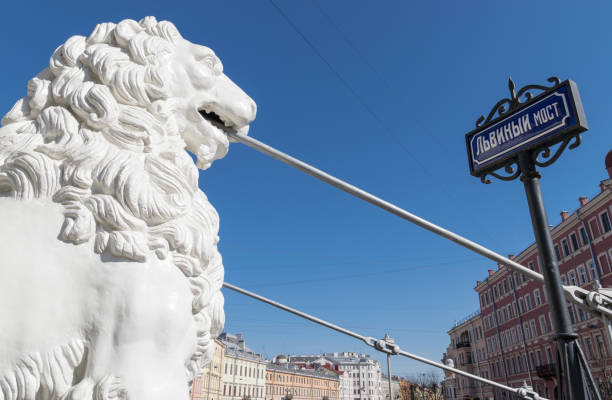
left=114, top=19, right=143, bottom=48
left=88, top=22, right=117, bottom=44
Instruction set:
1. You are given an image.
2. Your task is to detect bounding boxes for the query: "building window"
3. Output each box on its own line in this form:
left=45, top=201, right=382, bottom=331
left=580, top=226, right=589, bottom=246
left=530, top=320, right=538, bottom=338
left=534, top=289, right=541, bottom=306
left=514, top=272, right=519, bottom=287
left=525, top=294, right=532, bottom=310
left=596, top=335, right=607, bottom=358
left=578, top=266, right=588, bottom=284
left=554, top=245, right=561, bottom=262
left=570, top=233, right=579, bottom=251
left=588, top=261, right=598, bottom=281
left=537, top=350, right=543, bottom=365
left=561, top=274, right=567, bottom=285
left=519, top=298, right=525, bottom=313
left=546, top=347, right=553, bottom=363
left=528, top=261, right=534, bottom=270
left=562, top=239, right=571, bottom=257
left=568, top=271, right=578, bottom=285
left=602, top=211, right=611, bottom=233
left=539, top=315, right=548, bottom=334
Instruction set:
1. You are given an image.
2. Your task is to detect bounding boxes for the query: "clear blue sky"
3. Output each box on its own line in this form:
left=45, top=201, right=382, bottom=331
left=2, top=1, right=611, bottom=377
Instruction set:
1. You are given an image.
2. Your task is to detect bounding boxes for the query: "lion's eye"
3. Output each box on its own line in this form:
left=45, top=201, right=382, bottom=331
left=198, top=55, right=221, bottom=74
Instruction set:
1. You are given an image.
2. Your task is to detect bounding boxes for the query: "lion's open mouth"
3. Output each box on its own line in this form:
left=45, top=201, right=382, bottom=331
left=198, top=109, right=235, bottom=134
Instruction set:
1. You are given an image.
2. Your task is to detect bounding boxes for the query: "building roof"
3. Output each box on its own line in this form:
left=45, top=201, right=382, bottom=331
left=218, top=332, right=265, bottom=362
left=289, top=352, right=379, bottom=366
left=266, top=363, right=339, bottom=380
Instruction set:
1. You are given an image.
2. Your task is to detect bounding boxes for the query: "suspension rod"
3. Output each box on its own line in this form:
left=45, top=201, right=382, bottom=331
left=227, top=131, right=612, bottom=319
left=223, top=282, right=543, bottom=400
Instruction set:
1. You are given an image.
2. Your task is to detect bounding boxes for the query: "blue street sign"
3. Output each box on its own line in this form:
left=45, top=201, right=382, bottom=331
left=466, top=80, right=587, bottom=177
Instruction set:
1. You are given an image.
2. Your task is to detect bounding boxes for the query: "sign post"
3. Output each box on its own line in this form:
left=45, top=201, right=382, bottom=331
left=465, top=77, right=599, bottom=400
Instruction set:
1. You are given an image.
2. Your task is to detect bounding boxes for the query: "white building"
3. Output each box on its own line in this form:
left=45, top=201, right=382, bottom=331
left=288, top=352, right=382, bottom=400
left=379, top=375, right=400, bottom=400
left=219, top=333, right=267, bottom=400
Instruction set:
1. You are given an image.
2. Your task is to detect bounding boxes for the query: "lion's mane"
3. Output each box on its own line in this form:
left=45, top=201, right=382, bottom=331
left=0, top=16, right=224, bottom=393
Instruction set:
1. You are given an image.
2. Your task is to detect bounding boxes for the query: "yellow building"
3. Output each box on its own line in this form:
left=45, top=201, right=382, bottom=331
left=266, top=359, right=339, bottom=400
left=192, top=339, right=227, bottom=400
left=220, top=333, right=267, bottom=400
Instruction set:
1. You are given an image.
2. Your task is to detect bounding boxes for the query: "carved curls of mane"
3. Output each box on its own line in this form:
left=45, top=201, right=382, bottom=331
left=0, top=16, right=223, bottom=382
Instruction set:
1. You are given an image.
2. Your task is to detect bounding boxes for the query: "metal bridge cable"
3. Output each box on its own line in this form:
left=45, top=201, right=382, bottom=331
left=223, top=282, right=368, bottom=343
left=267, top=0, right=430, bottom=177
left=310, top=0, right=454, bottom=157
left=270, top=0, right=508, bottom=252
left=223, top=282, right=545, bottom=400
left=227, top=130, right=612, bottom=322
left=228, top=130, right=542, bottom=283
left=236, top=257, right=482, bottom=288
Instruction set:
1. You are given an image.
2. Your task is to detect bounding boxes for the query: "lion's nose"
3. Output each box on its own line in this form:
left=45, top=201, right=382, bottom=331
left=244, top=97, right=257, bottom=123
left=215, top=74, right=257, bottom=127
left=229, top=94, right=256, bottom=127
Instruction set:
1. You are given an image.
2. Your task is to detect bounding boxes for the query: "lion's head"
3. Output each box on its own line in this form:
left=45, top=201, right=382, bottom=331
left=0, top=17, right=255, bottom=380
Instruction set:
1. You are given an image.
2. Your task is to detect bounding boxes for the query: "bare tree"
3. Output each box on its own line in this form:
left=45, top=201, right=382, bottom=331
left=405, top=371, right=442, bottom=400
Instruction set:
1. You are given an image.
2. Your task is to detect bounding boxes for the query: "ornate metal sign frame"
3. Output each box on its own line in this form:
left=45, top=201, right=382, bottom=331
left=465, top=77, right=588, bottom=184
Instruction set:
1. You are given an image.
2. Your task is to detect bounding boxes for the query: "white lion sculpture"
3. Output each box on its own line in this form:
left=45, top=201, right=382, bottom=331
left=0, top=17, right=256, bottom=400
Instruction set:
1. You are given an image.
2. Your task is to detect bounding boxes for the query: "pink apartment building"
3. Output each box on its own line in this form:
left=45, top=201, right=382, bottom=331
left=472, top=150, right=612, bottom=399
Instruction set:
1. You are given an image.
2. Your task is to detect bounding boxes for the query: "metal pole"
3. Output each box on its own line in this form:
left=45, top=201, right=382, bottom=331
left=222, top=282, right=544, bottom=400
left=386, top=354, right=393, bottom=400
left=226, top=131, right=612, bottom=320
left=518, top=152, right=587, bottom=399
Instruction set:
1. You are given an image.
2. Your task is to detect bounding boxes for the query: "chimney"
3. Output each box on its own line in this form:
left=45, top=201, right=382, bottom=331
left=601, top=182, right=607, bottom=193
left=549, top=225, right=553, bottom=230
left=476, top=280, right=481, bottom=286
left=497, top=263, right=503, bottom=269
left=579, top=196, right=588, bottom=207
left=606, top=150, right=612, bottom=178
left=561, top=211, right=569, bottom=221
left=508, top=254, right=515, bottom=260
left=488, top=269, right=494, bottom=276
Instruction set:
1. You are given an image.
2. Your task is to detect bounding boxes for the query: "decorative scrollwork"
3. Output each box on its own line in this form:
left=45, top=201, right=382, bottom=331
left=532, top=134, right=582, bottom=168
left=480, top=157, right=522, bottom=184
left=476, top=77, right=561, bottom=128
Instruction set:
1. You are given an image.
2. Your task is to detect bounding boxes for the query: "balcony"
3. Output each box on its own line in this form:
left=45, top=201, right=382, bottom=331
left=535, top=363, right=556, bottom=379
left=455, top=341, right=471, bottom=349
